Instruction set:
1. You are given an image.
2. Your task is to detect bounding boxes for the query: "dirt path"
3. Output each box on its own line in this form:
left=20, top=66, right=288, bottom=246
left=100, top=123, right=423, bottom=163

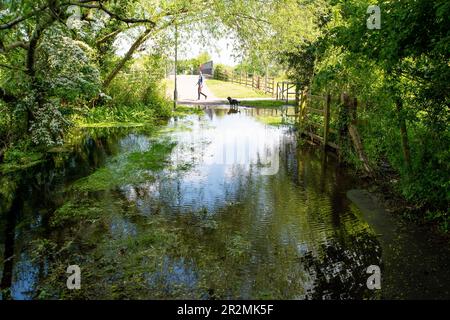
left=167, top=74, right=278, bottom=106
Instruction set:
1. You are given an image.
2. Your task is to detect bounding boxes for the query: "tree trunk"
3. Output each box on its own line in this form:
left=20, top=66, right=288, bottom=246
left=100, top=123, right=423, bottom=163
left=102, top=28, right=153, bottom=89
left=348, top=124, right=373, bottom=176
left=395, top=97, right=412, bottom=173
left=26, top=15, right=55, bottom=130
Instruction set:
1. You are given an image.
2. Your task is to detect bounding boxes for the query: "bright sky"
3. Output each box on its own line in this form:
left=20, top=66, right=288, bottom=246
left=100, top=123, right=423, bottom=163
left=178, top=36, right=239, bottom=66
left=114, top=26, right=241, bottom=67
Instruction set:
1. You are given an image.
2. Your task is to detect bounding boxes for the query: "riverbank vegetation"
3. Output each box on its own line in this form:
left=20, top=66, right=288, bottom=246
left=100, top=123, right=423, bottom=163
left=214, top=0, right=449, bottom=231
left=206, top=79, right=270, bottom=99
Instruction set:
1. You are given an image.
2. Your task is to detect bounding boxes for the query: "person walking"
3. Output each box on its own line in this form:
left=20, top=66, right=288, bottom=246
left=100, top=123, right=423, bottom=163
left=197, top=71, right=207, bottom=100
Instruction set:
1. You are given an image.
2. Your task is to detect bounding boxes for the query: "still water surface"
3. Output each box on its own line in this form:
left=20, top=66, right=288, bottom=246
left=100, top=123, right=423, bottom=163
left=0, top=107, right=448, bottom=299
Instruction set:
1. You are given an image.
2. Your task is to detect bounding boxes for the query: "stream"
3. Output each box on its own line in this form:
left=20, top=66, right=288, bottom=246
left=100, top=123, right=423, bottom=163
left=0, top=106, right=449, bottom=299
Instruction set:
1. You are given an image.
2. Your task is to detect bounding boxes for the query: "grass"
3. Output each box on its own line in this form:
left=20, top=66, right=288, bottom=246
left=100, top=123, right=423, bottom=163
left=71, top=102, right=204, bottom=129
left=0, top=147, right=45, bottom=174
left=256, top=115, right=284, bottom=126
left=240, top=100, right=296, bottom=108
left=173, top=105, right=205, bottom=117
left=206, top=79, right=271, bottom=99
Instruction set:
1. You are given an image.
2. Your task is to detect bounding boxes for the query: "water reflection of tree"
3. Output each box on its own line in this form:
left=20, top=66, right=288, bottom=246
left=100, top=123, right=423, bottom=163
left=0, top=128, right=137, bottom=299
left=1, top=122, right=383, bottom=299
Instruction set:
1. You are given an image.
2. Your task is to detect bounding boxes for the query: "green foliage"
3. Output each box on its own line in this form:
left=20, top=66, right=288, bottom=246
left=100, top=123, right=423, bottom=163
left=425, top=210, right=450, bottom=234
left=264, top=0, right=449, bottom=216
left=105, top=55, right=172, bottom=119
left=0, top=141, right=45, bottom=173
left=71, top=139, right=176, bottom=192
left=73, top=104, right=156, bottom=127
left=177, top=51, right=212, bottom=74
left=51, top=199, right=104, bottom=227
left=36, top=26, right=101, bottom=102
left=213, top=63, right=232, bottom=80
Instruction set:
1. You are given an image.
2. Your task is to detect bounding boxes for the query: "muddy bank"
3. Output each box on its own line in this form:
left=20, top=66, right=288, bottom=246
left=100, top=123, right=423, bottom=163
left=347, top=189, right=450, bottom=299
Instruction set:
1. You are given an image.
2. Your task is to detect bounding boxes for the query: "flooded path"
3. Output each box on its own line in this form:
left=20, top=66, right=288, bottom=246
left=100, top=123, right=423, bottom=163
left=0, top=107, right=449, bottom=299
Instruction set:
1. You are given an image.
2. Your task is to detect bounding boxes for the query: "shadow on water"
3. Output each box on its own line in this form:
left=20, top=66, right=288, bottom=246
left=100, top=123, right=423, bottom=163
left=0, top=106, right=448, bottom=299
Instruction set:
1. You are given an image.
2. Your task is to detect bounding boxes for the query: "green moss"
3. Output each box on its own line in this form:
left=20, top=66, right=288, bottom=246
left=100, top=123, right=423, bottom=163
left=51, top=199, right=104, bottom=226
left=0, top=176, right=17, bottom=213
left=77, top=122, right=150, bottom=128
left=173, top=105, right=205, bottom=117
left=71, top=140, right=176, bottom=192
left=0, top=148, right=45, bottom=174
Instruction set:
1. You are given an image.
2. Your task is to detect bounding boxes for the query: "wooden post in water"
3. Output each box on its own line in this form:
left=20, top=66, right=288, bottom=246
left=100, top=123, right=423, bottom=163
left=299, top=87, right=308, bottom=121
left=323, top=93, right=331, bottom=150
left=294, top=84, right=300, bottom=117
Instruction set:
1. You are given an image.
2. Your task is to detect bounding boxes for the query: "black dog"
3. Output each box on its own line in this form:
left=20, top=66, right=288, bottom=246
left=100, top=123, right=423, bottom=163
left=227, top=97, right=240, bottom=114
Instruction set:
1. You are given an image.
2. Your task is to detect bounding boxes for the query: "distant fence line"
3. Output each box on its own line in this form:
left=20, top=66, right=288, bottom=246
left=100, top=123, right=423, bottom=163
left=214, top=70, right=275, bottom=96
left=214, top=70, right=304, bottom=104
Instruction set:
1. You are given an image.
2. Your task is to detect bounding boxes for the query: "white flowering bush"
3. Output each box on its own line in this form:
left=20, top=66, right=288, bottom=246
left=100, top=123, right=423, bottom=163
left=36, top=27, right=101, bottom=102
left=21, top=27, right=102, bottom=146
left=29, top=99, right=69, bottom=146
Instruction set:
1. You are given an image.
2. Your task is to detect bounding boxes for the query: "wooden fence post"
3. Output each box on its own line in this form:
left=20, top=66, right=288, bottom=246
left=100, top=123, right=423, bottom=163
left=286, top=83, right=290, bottom=103
left=323, top=94, right=331, bottom=150
left=273, top=79, right=275, bottom=98
left=299, top=87, right=308, bottom=120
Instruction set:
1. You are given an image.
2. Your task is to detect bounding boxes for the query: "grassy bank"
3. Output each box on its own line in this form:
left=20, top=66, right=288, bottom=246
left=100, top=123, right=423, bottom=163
left=206, top=79, right=271, bottom=99
left=0, top=102, right=203, bottom=174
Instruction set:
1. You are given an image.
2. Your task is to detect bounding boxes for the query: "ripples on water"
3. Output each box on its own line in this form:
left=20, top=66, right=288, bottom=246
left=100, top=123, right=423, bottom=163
left=0, top=107, right=382, bottom=299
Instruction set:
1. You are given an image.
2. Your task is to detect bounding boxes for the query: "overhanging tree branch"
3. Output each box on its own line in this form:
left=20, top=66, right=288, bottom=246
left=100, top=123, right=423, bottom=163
left=102, top=27, right=154, bottom=88
left=96, top=29, right=123, bottom=45
left=0, top=4, right=49, bottom=30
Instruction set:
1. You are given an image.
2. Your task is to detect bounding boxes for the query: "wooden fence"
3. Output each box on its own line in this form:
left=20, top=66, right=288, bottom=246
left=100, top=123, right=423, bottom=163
left=276, top=81, right=297, bottom=103
left=296, top=90, right=372, bottom=175
left=278, top=88, right=365, bottom=156
left=298, top=92, right=337, bottom=150
left=213, top=70, right=372, bottom=173
left=214, top=70, right=275, bottom=96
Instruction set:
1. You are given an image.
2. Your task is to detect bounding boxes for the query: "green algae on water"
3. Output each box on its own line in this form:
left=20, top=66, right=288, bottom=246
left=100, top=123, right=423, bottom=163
left=70, top=140, right=177, bottom=192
